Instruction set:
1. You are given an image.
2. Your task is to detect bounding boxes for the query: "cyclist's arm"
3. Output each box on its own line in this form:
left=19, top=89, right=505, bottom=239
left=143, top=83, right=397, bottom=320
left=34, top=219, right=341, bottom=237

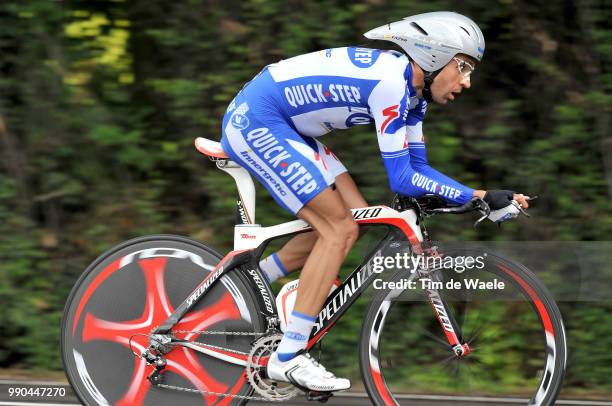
left=405, top=100, right=475, bottom=203
left=406, top=141, right=475, bottom=204
left=370, top=81, right=474, bottom=205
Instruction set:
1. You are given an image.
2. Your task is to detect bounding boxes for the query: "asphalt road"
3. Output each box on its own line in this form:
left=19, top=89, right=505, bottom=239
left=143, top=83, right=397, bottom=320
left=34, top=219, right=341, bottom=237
left=1, top=380, right=611, bottom=406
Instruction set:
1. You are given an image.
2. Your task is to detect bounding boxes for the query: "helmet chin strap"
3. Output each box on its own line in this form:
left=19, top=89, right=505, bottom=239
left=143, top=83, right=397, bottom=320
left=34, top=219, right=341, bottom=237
left=422, top=70, right=442, bottom=103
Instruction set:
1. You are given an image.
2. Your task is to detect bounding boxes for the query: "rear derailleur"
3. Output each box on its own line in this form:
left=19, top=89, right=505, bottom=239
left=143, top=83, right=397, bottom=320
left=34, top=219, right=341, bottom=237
left=134, top=333, right=172, bottom=385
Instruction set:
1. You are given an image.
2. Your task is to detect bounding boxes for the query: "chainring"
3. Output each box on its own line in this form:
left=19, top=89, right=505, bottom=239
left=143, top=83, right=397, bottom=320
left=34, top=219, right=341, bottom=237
left=245, top=333, right=301, bottom=401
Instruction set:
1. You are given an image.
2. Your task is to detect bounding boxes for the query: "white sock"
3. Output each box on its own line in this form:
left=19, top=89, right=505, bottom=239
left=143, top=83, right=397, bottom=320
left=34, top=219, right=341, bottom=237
left=275, top=311, right=316, bottom=362
left=259, top=252, right=288, bottom=283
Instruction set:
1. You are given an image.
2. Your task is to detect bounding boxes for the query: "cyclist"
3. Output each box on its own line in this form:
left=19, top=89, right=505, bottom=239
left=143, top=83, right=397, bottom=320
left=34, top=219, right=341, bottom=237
left=220, top=11, right=529, bottom=392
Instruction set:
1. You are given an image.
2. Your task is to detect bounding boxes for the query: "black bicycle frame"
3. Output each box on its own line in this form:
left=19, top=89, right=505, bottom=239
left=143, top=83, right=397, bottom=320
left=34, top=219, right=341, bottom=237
left=152, top=249, right=265, bottom=334
left=306, top=230, right=401, bottom=345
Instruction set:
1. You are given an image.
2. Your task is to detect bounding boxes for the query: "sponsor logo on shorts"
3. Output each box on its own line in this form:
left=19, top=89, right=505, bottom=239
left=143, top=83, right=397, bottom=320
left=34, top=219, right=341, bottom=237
left=231, top=113, right=249, bottom=129
left=239, top=151, right=289, bottom=197
left=345, top=112, right=373, bottom=127
left=241, top=127, right=319, bottom=197
left=230, top=102, right=250, bottom=129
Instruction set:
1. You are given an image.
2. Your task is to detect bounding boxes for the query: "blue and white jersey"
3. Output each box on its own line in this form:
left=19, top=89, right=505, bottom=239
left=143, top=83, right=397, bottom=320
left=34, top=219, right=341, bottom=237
left=268, top=47, right=420, bottom=140
left=222, top=47, right=474, bottom=210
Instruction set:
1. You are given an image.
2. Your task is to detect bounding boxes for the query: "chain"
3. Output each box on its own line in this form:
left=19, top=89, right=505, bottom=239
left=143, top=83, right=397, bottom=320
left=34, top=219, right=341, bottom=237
left=188, top=341, right=250, bottom=356
left=172, top=329, right=265, bottom=336
left=155, top=383, right=284, bottom=402
left=148, top=329, right=286, bottom=402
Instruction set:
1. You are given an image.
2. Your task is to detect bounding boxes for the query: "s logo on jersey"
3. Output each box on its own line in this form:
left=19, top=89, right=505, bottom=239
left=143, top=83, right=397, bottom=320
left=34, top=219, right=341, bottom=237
left=348, top=47, right=381, bottom=68
left=380, top=104, right=399, bottom=134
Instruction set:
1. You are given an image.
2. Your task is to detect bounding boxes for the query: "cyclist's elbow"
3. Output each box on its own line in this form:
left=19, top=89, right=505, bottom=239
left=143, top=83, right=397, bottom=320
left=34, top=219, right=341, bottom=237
left=388, top=172, right=417, bottom=197
left=388, top=173, right=402, bottom=194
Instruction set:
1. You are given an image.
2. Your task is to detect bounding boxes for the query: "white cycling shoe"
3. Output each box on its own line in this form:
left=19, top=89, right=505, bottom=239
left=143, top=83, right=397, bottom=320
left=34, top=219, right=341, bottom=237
left=266, top=350, right=351, bottom=392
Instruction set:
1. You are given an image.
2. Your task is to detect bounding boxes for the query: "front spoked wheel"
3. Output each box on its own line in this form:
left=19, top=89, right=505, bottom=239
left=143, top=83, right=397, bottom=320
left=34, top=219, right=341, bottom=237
left=360, top=250, right=567, bottom=406
left=61, top=235, right=267, bottom=406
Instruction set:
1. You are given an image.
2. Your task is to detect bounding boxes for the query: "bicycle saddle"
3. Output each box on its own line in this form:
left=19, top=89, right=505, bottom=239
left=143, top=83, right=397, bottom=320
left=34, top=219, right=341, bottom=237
left=195, top=137, right=229, bottom=159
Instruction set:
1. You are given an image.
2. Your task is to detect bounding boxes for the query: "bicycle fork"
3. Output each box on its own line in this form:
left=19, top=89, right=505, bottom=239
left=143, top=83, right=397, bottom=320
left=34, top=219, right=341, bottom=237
left=418, top=266, right=471, bottom=358
left=424, top=287, right=471, bottom=357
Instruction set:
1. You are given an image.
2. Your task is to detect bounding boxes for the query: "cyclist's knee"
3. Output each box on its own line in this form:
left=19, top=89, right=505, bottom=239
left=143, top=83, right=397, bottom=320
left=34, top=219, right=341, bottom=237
left=344, top=218, right=359, bottom=249
left=299, top=189, right=358, bottom=253
left=339, top=218, right=359, bottom=256
left=320, top=215, right=358, bottom=255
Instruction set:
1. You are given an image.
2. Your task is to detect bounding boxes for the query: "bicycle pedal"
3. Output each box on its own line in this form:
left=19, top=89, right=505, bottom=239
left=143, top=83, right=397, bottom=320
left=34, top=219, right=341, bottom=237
left=306, top=390, right=333, bottom=403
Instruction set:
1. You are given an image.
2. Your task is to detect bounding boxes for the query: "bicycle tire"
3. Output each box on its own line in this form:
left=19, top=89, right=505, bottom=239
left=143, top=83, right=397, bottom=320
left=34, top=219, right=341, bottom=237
left=61, top=234, right=266, bottom=406
left=359, top=249, right=567, bottom=406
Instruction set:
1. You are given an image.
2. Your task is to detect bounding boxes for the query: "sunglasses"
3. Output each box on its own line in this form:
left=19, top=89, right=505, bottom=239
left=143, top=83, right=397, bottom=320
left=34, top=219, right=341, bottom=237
left=453, top=57, right=475, bottom=79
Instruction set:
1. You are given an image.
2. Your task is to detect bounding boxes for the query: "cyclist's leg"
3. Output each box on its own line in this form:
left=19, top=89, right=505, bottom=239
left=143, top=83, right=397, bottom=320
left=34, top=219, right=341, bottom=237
left=272, top=172, right=367, bottom=272
left=221, top=94, right=358, bottom=389
left=312, top=137, right=368, bottom=209
left=267, top=140, right=368, bottom=278
left=335, top=172, right=369, bottom=208
left=220, top=92, right=361, bottom=282
left=267, top=185, right=357, bottom=391
left=292, top=186, right=359, bottom=316
left=266, top=143, right=359, bottom=389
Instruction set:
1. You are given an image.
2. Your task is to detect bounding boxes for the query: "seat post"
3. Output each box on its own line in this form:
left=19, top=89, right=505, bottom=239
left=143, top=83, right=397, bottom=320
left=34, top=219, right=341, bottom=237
left=217, top=160, right=256, bottom=225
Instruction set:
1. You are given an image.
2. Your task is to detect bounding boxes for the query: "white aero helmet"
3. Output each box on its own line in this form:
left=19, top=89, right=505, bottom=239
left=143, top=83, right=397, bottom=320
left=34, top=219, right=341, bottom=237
left=363, top=11, right=485, bottom=73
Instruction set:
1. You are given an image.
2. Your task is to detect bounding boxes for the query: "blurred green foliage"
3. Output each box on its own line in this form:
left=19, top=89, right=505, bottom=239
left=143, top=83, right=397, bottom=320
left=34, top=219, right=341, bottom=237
left=0, top=0, right=610, bottom=395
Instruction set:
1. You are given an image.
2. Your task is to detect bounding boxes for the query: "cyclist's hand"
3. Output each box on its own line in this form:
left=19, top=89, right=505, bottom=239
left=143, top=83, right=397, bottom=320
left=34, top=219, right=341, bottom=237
left=481, top=190, right=530, bottom=210
left=482, top=190, right=513, bottom=210
left=513, top=193, right=529, bottom=209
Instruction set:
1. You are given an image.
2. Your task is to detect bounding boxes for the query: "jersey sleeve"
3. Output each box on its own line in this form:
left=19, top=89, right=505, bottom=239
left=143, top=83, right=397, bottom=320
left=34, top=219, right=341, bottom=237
left=369, top=80, right=474, bottom=205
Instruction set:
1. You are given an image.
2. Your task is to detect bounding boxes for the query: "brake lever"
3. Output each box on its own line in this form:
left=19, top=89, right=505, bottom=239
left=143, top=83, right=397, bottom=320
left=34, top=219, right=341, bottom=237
left=473, top=198, right=491, bottom=228
left=474, top=212, right=489, bottom=227
left=517, top=195, right=538, bottom=217
left=516, top=203, right=530, bottom=218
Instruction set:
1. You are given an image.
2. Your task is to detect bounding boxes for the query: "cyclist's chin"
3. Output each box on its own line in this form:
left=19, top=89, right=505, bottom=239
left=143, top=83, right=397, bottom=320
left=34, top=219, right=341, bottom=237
left=432, top=94, right=450, bottom=104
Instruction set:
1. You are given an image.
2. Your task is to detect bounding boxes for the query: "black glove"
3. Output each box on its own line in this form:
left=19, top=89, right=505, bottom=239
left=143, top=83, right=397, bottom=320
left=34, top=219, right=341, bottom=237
left=483, top=190, right=514, bottom=210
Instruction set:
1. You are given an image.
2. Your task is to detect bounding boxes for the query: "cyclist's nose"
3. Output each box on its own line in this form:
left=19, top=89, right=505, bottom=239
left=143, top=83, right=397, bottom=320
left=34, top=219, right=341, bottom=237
left=461, top=76, right=471, bottom=89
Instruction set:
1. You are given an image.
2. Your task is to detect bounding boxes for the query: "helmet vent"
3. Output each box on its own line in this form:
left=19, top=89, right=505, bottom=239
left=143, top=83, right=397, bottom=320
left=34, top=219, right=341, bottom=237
left=410, top=22, right=428, bottom=36
left=460, top=26, right=470, bottom=36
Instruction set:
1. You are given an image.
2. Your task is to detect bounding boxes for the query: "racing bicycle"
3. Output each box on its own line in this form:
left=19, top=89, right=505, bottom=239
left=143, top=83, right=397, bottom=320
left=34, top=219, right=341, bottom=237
left=61, top=137, right=567, bottom=405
